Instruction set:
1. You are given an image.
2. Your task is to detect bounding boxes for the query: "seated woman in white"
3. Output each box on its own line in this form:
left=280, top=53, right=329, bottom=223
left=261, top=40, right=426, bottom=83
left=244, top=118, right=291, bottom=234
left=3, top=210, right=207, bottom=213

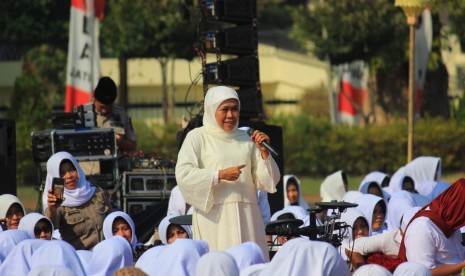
left=18, top=213, right=53, bottom=240
left=356, top=194, right=388, bottom=235
left=103, top=211, right=137, bottom=250
left=399, top=178, right=465, bottom=276
left=158, top=215, right=192, bottom=245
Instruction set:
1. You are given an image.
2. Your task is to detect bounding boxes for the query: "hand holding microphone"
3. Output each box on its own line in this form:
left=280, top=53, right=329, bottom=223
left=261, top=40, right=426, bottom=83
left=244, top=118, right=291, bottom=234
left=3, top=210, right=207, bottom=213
left=246, top=128, right=279, bottom=157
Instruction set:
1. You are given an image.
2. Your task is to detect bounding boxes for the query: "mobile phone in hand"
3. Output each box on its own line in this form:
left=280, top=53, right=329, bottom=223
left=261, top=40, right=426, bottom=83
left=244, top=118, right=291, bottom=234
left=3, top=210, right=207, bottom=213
left=52, top=177, right=65, bottom=205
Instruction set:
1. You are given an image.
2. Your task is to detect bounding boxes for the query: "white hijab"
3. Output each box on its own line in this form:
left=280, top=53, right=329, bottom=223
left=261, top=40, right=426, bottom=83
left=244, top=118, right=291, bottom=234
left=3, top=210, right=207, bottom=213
left=258, top=238, right=349, bottom=275
left=86, top=236, right=134, bottom=276
left=196, top=251, right=239, bottom=276
left=415, top=181, right=450, bottom=201
left=240, top=263, right=267, bottom=276
left=225, top=241, right=265, bottom=271
left=388, top=166, right=406, bottom=194
left=18, top=213, right=54, bottom=239
left=136, top=239, right=209, bottom=276
left=0, top=239, right=47, bottom=275
left=405, top=156, right=441, bottom=189
left=202, top=86, right=243, bottom=141
left=386, top=191, right=417, bottom=231
left=167, top=185, right=192, bottom=216
left=102, top=211, right=137, bottom=249
left=358, top=180, right=391, bottom=202
left=343, top=191, right=363, bottom=203
left=28, top=240, right=85, bottom=276
left=361, top=171, right=390, bottom=187
left=0, top=194, right=26, bottom=219
left=400, top=206, right=422, bottom=233
left=338, top=208, right=371, bottom=258
left=76, top=250, right=92, bottom=269
left=320, top=170, right=346, bottom=202
left=0, top=229, right=31, bottom=265
left=158, top=215, right=192, bottom=245
left=135, top=245, right=167, bottom=273
left=42, top=151, right=95, bottom=212
left=353, top=264, right=392, bottom=275
left=283, top=174, right=309, bottom=210
left=393, top=261, right=431, bottom=276
left=355, top=194, right=387, bottom=235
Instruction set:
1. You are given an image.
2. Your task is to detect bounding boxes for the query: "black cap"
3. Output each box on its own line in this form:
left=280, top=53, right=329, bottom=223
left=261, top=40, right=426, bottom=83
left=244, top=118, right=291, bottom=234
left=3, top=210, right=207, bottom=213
left=94, top=76, right=117, bottom=104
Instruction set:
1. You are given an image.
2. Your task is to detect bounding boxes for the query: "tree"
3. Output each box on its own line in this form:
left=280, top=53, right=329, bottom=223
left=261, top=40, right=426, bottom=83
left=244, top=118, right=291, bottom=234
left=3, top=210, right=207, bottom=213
left=8, top=45, right=66, bottom=185
left=289, top=0, right=450, bottom=120
left=100, top=0, right=197, bottom=123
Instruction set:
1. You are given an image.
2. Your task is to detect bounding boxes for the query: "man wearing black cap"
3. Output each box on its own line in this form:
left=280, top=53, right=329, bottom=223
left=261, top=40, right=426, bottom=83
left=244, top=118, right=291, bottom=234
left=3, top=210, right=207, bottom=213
left=92, top=76, right=137, bottom=153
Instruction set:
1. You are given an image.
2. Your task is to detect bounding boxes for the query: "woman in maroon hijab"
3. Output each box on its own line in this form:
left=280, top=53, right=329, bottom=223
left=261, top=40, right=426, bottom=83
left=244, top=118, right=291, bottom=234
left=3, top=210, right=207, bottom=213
left=399, top=178, right=465, bottom=276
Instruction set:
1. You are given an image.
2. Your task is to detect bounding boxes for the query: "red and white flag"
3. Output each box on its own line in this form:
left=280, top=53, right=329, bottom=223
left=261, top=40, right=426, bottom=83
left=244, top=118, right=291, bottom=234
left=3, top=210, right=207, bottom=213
left=336, top=61, right=368, bottom=125
left=65, top=0, right=105, bottom=112
left=414, top=7, right=433, bottom=117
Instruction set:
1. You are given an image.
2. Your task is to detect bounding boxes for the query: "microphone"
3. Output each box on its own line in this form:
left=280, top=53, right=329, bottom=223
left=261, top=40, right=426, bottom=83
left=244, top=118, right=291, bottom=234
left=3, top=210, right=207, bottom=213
left=246, top=128, right=279, bottom=157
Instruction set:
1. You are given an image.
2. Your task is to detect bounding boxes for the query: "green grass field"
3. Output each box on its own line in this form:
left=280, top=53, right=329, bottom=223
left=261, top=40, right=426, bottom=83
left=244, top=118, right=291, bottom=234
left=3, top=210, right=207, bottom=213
left=17, top=172, right=464, bottom=212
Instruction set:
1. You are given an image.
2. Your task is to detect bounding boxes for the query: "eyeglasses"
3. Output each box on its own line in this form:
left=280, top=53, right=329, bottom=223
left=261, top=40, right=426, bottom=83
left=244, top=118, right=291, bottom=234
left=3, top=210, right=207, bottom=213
left=34, top=226, right=52, bottom=236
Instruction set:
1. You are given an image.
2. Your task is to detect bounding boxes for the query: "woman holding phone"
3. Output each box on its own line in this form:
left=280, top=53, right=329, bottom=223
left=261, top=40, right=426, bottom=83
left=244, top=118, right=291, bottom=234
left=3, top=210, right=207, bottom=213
left=43, top=151, right=111, bottom=250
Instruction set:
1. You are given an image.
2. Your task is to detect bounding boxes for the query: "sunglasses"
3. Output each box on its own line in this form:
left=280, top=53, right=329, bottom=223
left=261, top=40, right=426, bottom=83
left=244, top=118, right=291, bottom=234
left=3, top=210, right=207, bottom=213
left=34, top=226, right=52, bottom=236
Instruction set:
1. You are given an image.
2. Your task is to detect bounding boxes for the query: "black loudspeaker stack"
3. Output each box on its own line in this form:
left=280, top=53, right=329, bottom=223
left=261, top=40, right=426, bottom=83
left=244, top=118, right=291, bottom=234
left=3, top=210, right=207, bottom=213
left=0, top=119, right=16, bottom=195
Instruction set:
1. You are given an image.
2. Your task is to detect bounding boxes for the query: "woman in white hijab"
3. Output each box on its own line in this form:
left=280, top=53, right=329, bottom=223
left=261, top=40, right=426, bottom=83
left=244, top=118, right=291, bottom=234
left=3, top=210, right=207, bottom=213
left=28, top=265, right=76, bottom=276
left=283, top=174, right=309, bottom=210
left=0, top=239, right=47, bottom=276
left=136, top=239, right=209, bottom=276
left=320, top=170, right=348, bottom=202
left=175, top=86, right=280, bottom=260
left=0, top=229, right=31, bottom=266
left=103, top=211, right=137, bottom=249
left=0, top=194, right=26, bottom=230
left=225, top=241, right=265, bottom=271
left=86, top=235, right=134, bottom=276
left=257, top=237, right=349, bottom=275
left=28, top=240, right=85, bottom=276
left=158, top=215, right=192, bottom=245
left=337, top=208, right=371, bottom=266
left=196, top=251, right=239, bottom=276
left=18, top=213, right=53, bottom=240
left=404, top=156, right=441, bottom=188
left=43, top=151, right=111, bottom=250
left=386, top=191, right=417, bottom=231
left=356, top=194, right=387, bottom=235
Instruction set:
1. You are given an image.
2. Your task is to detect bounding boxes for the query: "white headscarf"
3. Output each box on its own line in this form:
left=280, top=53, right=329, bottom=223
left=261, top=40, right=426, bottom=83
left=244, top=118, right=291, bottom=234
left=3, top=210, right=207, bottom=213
left=283, top=174, right=309, bottom=210
left=239, top=263, right=267, bottom=276
left=18, top=213, right=54, bottom=239
left=388, top=166, right=406, bottom=194
left=136, top=239, right=209, bottom=276
left=343, top=191, right=363, bottom=203
left=28, top=265, right=76, bottom=276
left=393, top=261, right=431, bottom=276
left=320, top=170, right=346, bottom=202
left=405, top=156, right=441, bottom=188
left=158, top=215, right=192, bottom=245
left=361, top=171, right=390, bottom=187
left=196, top=251, right=239, bottom=276
left=353, top=264, right=392, bottom=275
left=102, top=211, right=137, bottom=249
left=167, top=185, right=192, bottom=216
left=42, top=152, right=96, bottom=212
left=0, top=239, right=47, bottom=275
left=76, top=250, right=92, bottom=269
left=86, top=235, right=134, bottom=276
left=28, top=240, right=85, bottom=276
left=386, top=191, right=417, bottom=231
left=258, top=238, right=349, bottom=276
left=202, top=86, right=243, bottom=140
left=0, top=229, right=31, bottom=265
left=355, top=194, right=387, bottom=235
left=400, top=206, right=421, bottom=233
left=338, top=208, right=371, bottom=251
left=415, top=181, right=450, bottom=201
left=270, top=206, right=309, bottom=225
left=0, top=194, right=26, bottom=219
left=358, top=180, right=391, bottom=202
left=225, top=241, right=265, bottom=271
left=135, top=245, right=167, bottom=273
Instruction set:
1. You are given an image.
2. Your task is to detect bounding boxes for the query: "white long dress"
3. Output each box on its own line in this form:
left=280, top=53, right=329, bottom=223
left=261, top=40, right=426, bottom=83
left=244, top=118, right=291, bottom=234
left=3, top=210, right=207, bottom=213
left=176, top=86, right=280, bottom=260
left=176, top=127, right=280, bottom=260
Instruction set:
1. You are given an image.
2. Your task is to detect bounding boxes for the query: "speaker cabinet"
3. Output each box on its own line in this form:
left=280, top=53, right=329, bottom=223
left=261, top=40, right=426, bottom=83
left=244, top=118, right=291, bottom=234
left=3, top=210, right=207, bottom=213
left=0, top=119, right=16, bottom=195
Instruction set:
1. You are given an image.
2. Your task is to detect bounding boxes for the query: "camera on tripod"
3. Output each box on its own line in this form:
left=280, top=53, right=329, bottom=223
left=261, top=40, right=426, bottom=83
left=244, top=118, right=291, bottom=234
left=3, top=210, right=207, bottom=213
left=265, top=201, right=358, bottom=248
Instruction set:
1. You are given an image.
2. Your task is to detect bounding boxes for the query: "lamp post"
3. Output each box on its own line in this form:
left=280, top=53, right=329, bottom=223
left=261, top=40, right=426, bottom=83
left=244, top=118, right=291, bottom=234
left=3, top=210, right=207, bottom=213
left=395, top=0, right=431, bottom=162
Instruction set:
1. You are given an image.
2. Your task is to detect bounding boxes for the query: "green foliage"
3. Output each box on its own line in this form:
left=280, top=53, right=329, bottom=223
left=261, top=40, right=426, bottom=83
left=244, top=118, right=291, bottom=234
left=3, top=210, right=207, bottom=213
left=269, top=115, right=465, bottom=177
left=290, top=0, right=408, bottom=68
left=8, top=45, right=66, bottom=186
left=132, top=120, right=180, bottom=161
left=101, top=0, right=197, bottom=60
